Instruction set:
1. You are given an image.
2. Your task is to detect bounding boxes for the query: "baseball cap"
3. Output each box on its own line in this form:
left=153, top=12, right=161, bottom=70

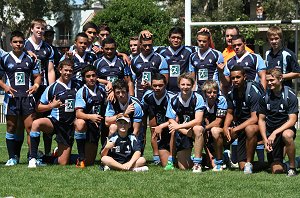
left=116, top=113, right=130, bottom=123
left=45, top=25, right=55, bottom=33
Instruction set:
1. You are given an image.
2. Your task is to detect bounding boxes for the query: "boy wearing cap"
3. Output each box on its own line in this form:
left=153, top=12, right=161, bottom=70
left=101, top=113, right=148, bottom=171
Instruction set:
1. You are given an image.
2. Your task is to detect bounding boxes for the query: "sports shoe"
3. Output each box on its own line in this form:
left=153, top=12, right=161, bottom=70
left=231, top=161, right=240, bottom=169
left=76, top=159, right=85, bottom=168
left=28, top=158, right=46, bottom=168
left=28, top=158, right=38, bottom=168
left=212, top=164, right=223, bottom=172
left=287, top=169, right=297, bottom=177
left=5, top=158, right=18, bottom=166
left=103, top=165, right=110, bottom=171
left=244, top=162, right=253, bottom=174
left=192, top=164, right=202, bottom=173
left=164, top=161, right=174, bottom=171
left=132, top=166, right=149, bottom=172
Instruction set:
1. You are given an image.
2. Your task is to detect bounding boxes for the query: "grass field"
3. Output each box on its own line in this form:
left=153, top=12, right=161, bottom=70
left=0, top=125, right=300, bottom=198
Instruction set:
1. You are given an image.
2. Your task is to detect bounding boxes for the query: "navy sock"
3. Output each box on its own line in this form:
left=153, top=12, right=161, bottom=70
left=75, top=131, right=86, bottom=161
left=30, top=131, right=41, bottom=159
left=231, top=140, right=238, bottom=163
left=14, top=134, right=24, bottom=159
left=43, top=133, right=53, bottom=156
left=6, top=132, right=15, bottom=159
left=256, top=144, right=265, bottom=163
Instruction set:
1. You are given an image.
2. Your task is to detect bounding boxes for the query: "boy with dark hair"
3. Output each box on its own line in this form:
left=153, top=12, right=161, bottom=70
left=0, top=31, right=41, bottom=165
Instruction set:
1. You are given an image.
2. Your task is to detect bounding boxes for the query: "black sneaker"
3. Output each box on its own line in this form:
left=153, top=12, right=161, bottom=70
left=287, top=169, right=297, bottom=177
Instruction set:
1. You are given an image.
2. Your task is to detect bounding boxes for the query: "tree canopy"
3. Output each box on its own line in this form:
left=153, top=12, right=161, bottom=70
left=93, top=0, right=174, bottom=53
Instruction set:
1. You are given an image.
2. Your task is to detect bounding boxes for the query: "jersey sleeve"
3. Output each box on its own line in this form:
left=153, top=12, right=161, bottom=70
left=158, top=55, right=169, bottom=74
left=133, top=102, right=144, bottom=123
left=40, top=85, right=51, bottom=104
left=195, top=94, right=205, bottom=112
left=223, top=64, right=230, bottom=76
left=75, top=88, right=86, bottom=109
left=256, top=54, right=266, bottom=73
left=258, top=94, right=267, bottom=115
left=32, top=58, right=40, bottom=75
left=216, top=95, right=227, bottom=117
left=0, top=57, right=5, bottom=78
left=287, top=52, right=300, bottom=73
left=249, top=87, right=261, bottom=112
left=287, top=90, right=299, bottom=114
left=188, top=53, right=195, bottom=72
left=129, top=135, right=141, bottom=152
left=105, top=101, right=116, bottom=117
left=166, top=98, right=176, bottom=120
left=48, top=45, right=54, bottom=63
left=217, top=51, right=224, bottom=64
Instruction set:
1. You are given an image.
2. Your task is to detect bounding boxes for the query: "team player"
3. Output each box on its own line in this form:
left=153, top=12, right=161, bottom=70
left=105, top=79, right=143, bottom=136
left=28, top=58, right=78, bottom=167
left=223, top=66, right=261, bottom=174
left=142, top=73, right=175, bottom=169
left=61, top=32, right=97, bottom=87
left=189, top=31, right=225, bottom=94
left=201, top=80, right=227, bottom=171
left=95, top=24, right=111, bottom=48
left=101, top=113, right=148, bottom=172
left=94, top=36, right=134, bottom=98
left=25, top=18, right=55, bottom=91
left=74, top=65, right=106, bottom=167
left=265, top=26, right=300, bottom=88
left=131, top=34, right=169, bottom=100
left=158, top=27, right=194, bottom=93
left=166, top=73, right=206, bottom=172
left=223, top=35, right=267, bottom=89
left=258, top=68, right=298, bottom=176
left=129, top=36, right=140, bottom=60
left=0, top=31, right=41, bottom=165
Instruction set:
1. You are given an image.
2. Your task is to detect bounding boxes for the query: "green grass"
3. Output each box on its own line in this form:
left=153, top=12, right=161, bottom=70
left=0, top=125, right=300, bottom=198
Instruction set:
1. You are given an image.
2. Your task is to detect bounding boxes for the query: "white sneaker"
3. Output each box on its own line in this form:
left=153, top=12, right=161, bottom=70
left=192, top=164, right=202, bottom=173
left=212, top=164, right=223, bottom=172
left=103, top=165, right=111, bottom=171
left=5, top=158, right=18, bottom=166
left=28, top=158, right=37, bottom=168
left=244, top=162, right=253, bottom=174
left=132, top=166, right=149, bottom=172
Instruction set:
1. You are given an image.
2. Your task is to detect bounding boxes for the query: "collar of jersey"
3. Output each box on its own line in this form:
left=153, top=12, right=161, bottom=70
left=9, top=51, right=25, bottom=63
left=103, top=56, right=118, bottom=67
left=178, top=92, right=193, bottom=107
left=168, top=45, right=184, bottom=56
left=198, top=48, right=212, bottom=60
left=28, top=37, right=43, bottom=50
left=153, top=91, right=167, bottom=105
left=83, top=84, right=97, bottom=96
left=235, top=51, right=250, bottom=63
left=72, top=50, right=86, bottom=63
left=140, top=51, right=154, bottom=62
left=56, top=79, right=72, bottom=90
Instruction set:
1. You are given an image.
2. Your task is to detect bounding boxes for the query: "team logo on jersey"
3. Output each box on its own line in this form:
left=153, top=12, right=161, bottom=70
left=279, top=104, right=285, bottom=112
left=277, top=61, right=280, bottom=66
left=245, top=62, right=248, bottom=66
left=181, top=55, right=184, bottom=59
left=125, top=145, right=131, bottom=154
left=8, top=63, right=14, bottom=69
left=194, top=61, right=198, bottom=65
left=43, top=50, right=46, bottom=55
left=101, top=68, right=107, bottom=73
left=152, top=62, right=155, bottom=66
left=115, top=146, right=120, bottom=153
left=119, top=67, right=122, bottom=71
left=267, top=104, right=270, bottom=110
left=136, top=64, right=142, bottom=69
left=183, top=115, right=190, bottom=123
left=209, top=59, right=212, bottom=63
left=156, top=113, right=164, bottom=125
left=26, top=62, right=29, bottom=66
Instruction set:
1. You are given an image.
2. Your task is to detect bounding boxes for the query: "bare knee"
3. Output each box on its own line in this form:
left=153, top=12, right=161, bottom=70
left=211, top=127, right=222, bottom=139
left=282, top=130, right=294, bottom=144
left=74, top=119, right=87, bottom=131
left=245, top=125, right=258, bottom=137
left=192, top=126, right=204, bottom=137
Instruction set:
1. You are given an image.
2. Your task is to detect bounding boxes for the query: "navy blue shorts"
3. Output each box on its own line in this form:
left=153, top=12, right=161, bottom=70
left=157, top=129, right=171, bottom=151
left=4, top=96, right=35, bottom=116
left=48, top=117, right=74, bottom=147
left=175, top=131, right=193, bottom=152
left=86, top=121, right=101, bottom=144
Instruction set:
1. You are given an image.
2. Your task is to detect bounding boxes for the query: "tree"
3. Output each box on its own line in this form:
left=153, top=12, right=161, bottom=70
left=92, top=0, right=174, bottom=53
left=0, top=0, right=74, bottom=36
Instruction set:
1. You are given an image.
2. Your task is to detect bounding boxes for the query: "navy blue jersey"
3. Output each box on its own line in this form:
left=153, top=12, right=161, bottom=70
left=166, top=92, right=205, bottom=123
left=224, top=52, right=266, bottom=82
left=259, top=87, right=298, bottom=133
left=75, top=84, right=106, bottom=116
left=141, top=90, right=175, bottom=125
left=131, top=52, right=169, bottom=99
left=94, top=56, right=131, bottom=84
left=265, top=47, right=300, bottom=87
left=106, top=133, right=141, bottom=163
left=60, top=51, right=97, bottom=85
left=24, top=38, right=54, bottom=85
left=69, top=44, right=103, bottom=59
left=188, top=48, right=224, bottom=90
left=204, top=95, right=227, bottom=123
left=159, top=46, right=194, bottom=93
left=0, top=52, right=39, bottom=97
left=227, top=83, right=261, bottom=122
left=40, top=80, right=79, bottom=124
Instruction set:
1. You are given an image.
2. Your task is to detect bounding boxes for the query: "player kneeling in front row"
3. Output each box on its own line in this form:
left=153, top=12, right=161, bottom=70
left=166, top=73, right=206, bottom=173
left=202, top=80, right=227, bottom=171
left=74, top=65, right=106, bottom=168
left=28, top=59, right=78, bottom=167
left=258, top=68, right=298, bottom=176
left=101, top=113, right=148, bottom=171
